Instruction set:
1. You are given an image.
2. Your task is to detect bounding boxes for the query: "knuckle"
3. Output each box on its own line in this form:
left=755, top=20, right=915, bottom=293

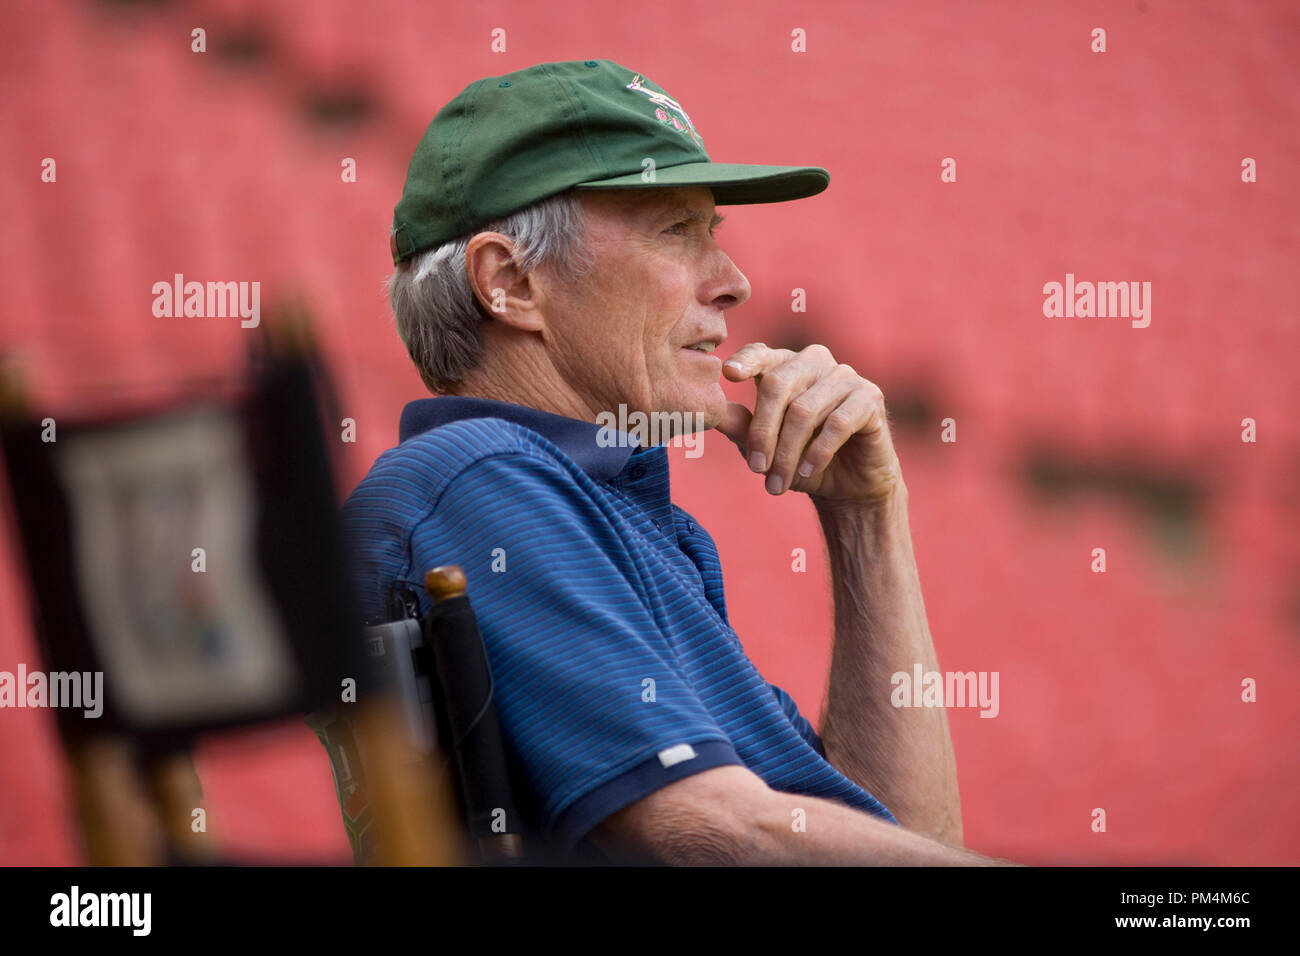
left=825, top=408, right=856, bottom=433
left=750, top=402, right=779, bottom=428
left=786, top=397, right=817, bottom=424
left=763, top=368, right=793, bottom=391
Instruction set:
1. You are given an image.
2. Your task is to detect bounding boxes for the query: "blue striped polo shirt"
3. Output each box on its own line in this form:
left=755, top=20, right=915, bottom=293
left=341, top=395, right=896, bottom=860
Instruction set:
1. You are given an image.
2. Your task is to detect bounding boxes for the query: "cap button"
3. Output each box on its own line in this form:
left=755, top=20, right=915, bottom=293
left=499, top=80, right=511, bottom=87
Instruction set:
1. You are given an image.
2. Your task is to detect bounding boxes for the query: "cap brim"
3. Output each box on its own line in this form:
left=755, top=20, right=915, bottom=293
left=573, top=162, right=828, bottom=205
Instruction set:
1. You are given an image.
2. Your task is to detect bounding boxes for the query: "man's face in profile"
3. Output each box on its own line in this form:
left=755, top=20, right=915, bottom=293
left=539, top=186, right=752, bottom=433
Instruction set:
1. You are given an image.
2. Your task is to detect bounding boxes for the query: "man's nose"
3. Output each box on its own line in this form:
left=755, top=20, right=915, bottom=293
left=707, top=250, right=752, bottom=310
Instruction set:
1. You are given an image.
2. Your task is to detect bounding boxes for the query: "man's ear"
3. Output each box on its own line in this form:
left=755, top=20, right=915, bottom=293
left=465, top=232, right=544, bottom=332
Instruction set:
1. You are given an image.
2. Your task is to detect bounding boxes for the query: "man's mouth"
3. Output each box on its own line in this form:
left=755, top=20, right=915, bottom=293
left=681, top=330, right=726, bottom=355
left=680, top=342, right=722, bottom=368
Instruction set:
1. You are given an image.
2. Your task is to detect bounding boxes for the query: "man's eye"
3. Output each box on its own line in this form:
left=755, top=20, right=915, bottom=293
left=664, top=221, right=720, bottom=238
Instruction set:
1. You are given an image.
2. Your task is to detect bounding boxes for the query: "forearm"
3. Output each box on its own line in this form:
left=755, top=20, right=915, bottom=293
left=602, top=766, right=1007, bottom=867
left=813, top=482, right=964, bottom=845
left=739, top=788, right=1005, bottom=866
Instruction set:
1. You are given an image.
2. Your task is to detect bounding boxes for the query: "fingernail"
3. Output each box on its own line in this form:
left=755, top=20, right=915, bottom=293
left=797, top=461, right=813, bottom=478
left=766, top=472, right=783, bottom=495
left=749, top=452, right=766, bottom=473
left=724, top=360, right=744, bottom=372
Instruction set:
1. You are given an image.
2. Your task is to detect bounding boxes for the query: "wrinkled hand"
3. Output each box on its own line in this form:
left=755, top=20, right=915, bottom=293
left=716, top=343, right=903, bottom=503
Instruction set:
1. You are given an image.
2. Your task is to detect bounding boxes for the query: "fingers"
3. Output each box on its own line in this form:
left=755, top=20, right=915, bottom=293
left=721, top=343, right=797, bottom=383
left=793, top=388, right=878, bottom=485
left=727, top=344, right=837, bottom=481
left=714, top=401, right=754, bottom=453
left=719, top=342, right=891, bottom=498
left=765, top=365, right=864, bottom=493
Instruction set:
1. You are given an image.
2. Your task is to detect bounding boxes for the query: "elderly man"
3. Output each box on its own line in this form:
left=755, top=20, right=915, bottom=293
left=345, top=59, right=1004, bottom=865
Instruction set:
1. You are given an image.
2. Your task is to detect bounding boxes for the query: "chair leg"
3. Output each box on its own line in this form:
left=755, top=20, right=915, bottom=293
left=352, top=696, right=466, bottom=866
left=69, top=736, right=166, bottom=866
left=142, top=750, right=219, bottom=862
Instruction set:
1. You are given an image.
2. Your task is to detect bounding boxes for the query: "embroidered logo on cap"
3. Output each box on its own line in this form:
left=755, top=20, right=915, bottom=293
left=626, top=74, right=704, bottom=147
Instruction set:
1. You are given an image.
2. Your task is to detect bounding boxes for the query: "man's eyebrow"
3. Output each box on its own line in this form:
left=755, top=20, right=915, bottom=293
left=653, top=205, right=726, bottom=229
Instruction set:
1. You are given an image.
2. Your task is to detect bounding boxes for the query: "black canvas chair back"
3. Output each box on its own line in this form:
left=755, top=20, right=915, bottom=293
left=310, top=566, right=528, bottom=866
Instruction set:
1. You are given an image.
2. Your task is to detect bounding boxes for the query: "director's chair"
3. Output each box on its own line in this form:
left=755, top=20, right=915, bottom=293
left=308, top=565, right=529, bottom=866
left=0, top=325, right=466, bottom=865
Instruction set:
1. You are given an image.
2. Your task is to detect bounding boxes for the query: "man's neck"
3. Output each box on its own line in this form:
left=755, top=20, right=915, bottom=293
left=449, top=348, right=597, bottom=424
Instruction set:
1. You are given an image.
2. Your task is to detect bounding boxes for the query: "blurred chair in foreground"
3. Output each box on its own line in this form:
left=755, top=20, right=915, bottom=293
left=0, top=327, right=462, bottom=865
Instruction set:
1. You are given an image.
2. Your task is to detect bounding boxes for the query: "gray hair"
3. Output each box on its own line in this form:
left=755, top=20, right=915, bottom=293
left=387, top=189, right=594, bottom=393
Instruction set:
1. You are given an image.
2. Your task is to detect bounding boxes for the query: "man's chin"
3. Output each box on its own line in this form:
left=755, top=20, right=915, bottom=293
left=687, top=384, right=728, bottom=428
left=648, top=387, right=727, bottom=437
left=673, top=397, right=725, bottom=434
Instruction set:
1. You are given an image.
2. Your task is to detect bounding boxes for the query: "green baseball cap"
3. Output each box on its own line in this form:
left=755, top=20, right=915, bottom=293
left=390, top=58, right=830, bottom=264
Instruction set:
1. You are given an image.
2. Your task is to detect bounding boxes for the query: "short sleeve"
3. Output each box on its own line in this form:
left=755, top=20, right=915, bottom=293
left=413, top=453, right=745, bottom=851
left=768, top=682, right=826, bottom=759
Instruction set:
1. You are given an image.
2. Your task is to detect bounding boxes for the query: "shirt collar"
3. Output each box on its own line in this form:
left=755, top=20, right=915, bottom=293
left=398, top=396, right=637, bottom=481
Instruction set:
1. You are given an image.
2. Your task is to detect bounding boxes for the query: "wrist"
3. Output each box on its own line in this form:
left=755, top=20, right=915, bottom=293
left=812, top=477, right=909, bottom=520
